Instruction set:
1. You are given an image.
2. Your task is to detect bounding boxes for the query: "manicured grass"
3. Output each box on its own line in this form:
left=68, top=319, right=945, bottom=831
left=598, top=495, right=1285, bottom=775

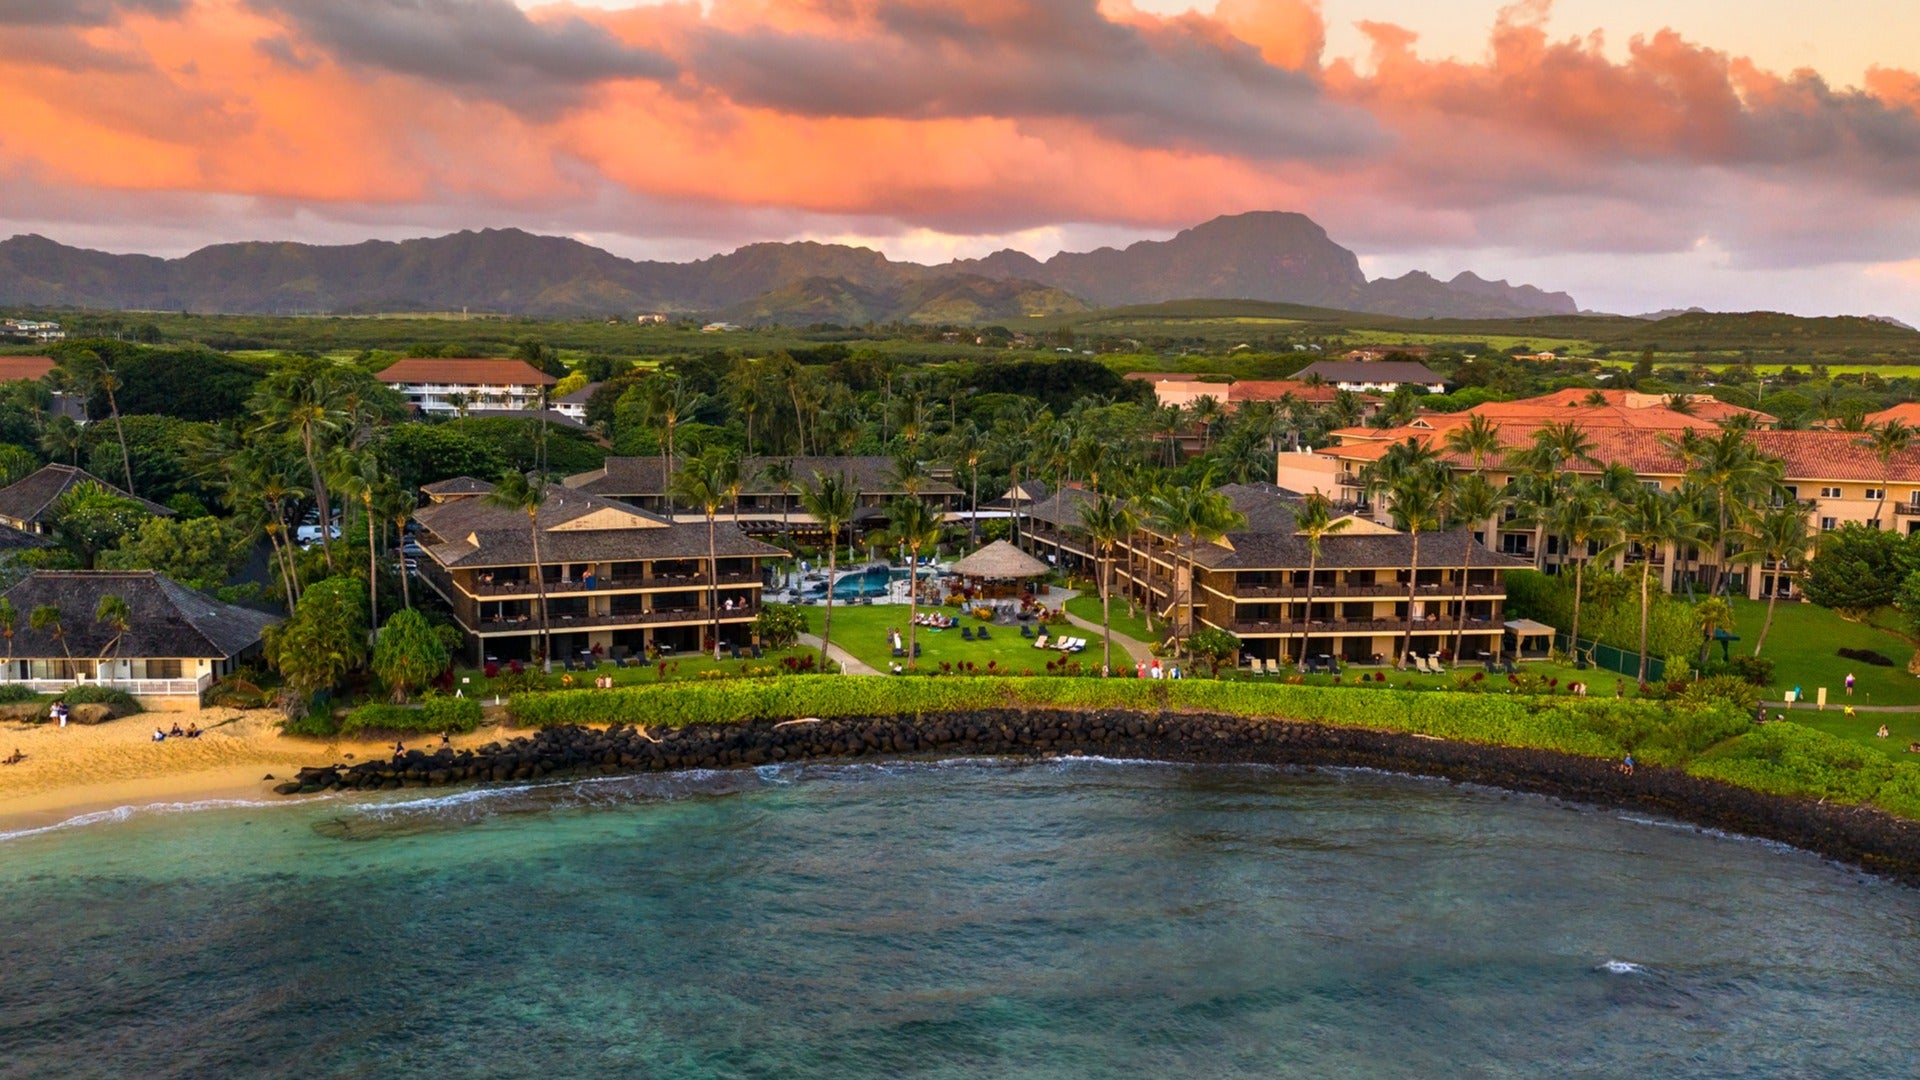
left=1785, top=710, right=1920, bottom=761
left=1062, top=593, right=1162, bottom=647
left=1729, top=597, right=1920, bottom=706
left=1263, top=658, right=1619, bottom=693
left=453, top=646, right=820, bottom=695
left=806, top=602, right=1092, bottom=675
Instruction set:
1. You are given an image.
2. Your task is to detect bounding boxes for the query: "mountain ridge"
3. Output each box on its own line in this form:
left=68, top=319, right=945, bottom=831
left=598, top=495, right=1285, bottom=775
left=0, top=213, right=1577, bottom=322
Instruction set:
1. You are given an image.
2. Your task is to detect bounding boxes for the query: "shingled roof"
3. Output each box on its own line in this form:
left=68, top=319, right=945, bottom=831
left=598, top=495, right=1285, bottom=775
left=414, top=483, right=785, bottom=568
left=0, top=464, right=174, bottom=527
left=0, top=571, right=280, bottom=659
left=1294, top=360, right=1445, bottom=385
left=375, top=358, right=556, bottom=386
left=566, top=456, right=962, bottom=498
left=1192, top=526, right=1527, bottom=572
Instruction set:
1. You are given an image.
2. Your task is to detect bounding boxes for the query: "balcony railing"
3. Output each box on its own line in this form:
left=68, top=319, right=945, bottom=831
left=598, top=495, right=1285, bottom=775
left=460, top=570, right=762, bottom=597
left=1231, top=616, right=1499, bottom=636
left=475, top=605, right=760, bottom=634
left=1894, top=502, right=1920, bottom=516
left=1230, top=581, right=1505, bottom=600
left=0, top=675, right=212, bottom=697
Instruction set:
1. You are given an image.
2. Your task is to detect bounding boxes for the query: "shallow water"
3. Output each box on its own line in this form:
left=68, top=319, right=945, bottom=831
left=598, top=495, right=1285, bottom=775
left=3, top=759, right=1917, bottom=1078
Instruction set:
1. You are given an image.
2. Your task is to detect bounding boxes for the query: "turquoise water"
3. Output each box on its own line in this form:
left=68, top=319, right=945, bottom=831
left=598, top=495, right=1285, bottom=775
left=3, top=760, right=1918, bottom=1078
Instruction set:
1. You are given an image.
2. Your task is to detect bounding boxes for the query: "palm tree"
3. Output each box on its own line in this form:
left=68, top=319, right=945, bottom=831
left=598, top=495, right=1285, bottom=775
left=1446, top=474, right=1508, bottom=667
left=332, top=450, right=384, bottom=640
left=1663, top=426, right=1778, bottom=593
left=1386, top=465, right=1445, bottom=668
left=1730, top=502, right=1814, bottom=656
left=1442, top=413, right=1504, bottom=475
left=1695, top=595, right=1736, bottom=669
left=1080, top=494, right=1140, bottom=673
left=29, top=604, right=70, bottom=663
left=1618, top=487, right=1688, bottom=682
left=445, top=391, right=472, bottom=418
left=254, top=367, right=349, bottom=571
left=759, top=457, right=797, bottom=553
left=376, top=481, right=417, bottom=611
left=945, top=421, right=988, bottom=547
left=1864, top=419, right=1912, bottom=527
left=1189, top=395, right=1227, bottom=451
left=1545, top=482, right=1622, bottom=663
left=56, top=349, right=134, bottom=494
left=645, top=376, right=704, bottom=522
left=39, top=414, right=82, bottom=465
left=887, top=497, right=944, bottom=670
left=1294, top=492, right=1351, bottom=669
left=483, top=470, right=553, bottom=671
left=798, top=470, right=857, bottom=670
left=671, top=447, right=742, bottom=660
left=95, top=594, right=132, bottom=678
left=0, top=598, right=15, bottom=669
left=1144, top=484, right=1202, bottom=650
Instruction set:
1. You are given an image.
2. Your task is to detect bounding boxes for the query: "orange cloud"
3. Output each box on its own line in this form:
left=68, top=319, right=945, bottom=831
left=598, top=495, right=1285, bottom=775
left=0, top=0, right=1913, bottom=272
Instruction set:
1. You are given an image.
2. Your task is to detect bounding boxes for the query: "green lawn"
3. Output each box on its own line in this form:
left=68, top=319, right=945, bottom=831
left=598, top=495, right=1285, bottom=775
left=1785, top=710, right=1920, bottom=761
left=453, top=645, right=821, bottom=695
left=1062, top=593, right=1162, bottom=647
left=1263, top=658, right=1615, bottom=693
left=807, top=603, right=1099, bottom=674
left=1729, top=597, right=1920, bottom=706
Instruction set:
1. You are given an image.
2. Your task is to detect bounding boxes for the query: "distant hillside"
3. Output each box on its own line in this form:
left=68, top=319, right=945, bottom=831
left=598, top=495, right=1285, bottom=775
left=0, top=211, right=1574, bottom=322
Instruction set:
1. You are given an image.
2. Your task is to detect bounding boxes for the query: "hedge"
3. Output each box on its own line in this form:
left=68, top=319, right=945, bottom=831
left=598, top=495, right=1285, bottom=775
left=1687, top=723, right=1895, bottom=805
left=509, top=677, right=1732, bottom=762
left=340, top=695, right=485, bottom=736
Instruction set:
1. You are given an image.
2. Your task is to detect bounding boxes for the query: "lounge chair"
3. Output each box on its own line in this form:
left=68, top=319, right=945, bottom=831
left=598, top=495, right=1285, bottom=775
left=1020, top=624, right=1034, bottom=639
left=562, top=657, right=576, bottom=672
left=729, top=643, right=742, bottom=661
left=1033, top=634, right=1050, bottom=649
left=751, top=644, right=764, bottom=659
left=961, top=626, right=974, bottom=641
left=1412, top=655, right=1431, bottom=674
left=977, top=626, right=992, bottom=641
left=1502, top=658, right=1518, bottom=675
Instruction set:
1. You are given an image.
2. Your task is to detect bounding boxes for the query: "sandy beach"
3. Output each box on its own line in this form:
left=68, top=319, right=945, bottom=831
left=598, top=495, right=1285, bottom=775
left=0, top=709, right=517, bottom=835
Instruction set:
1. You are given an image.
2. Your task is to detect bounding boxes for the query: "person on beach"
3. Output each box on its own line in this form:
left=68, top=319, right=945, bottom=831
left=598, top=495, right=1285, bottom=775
left=152, top=728, right=166, bottom=742
left=1878, top=724, right=1890, bottom=738
left=1846, top=672, right=1856, bottom=696
left=53, top=701, right=67, bottom=727
left=392, top=739, right=405, bottom=759
left=1621, top=753, right=1634, bottom=776
left=170, top=722, right=185, bottom=738
left=3, top=748, right=21, bottom=765
left=185, top=723, right=200, bottom=738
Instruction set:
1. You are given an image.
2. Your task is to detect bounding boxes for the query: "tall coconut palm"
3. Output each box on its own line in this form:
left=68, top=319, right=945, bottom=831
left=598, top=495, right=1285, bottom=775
left=331, top=450, right=384, bottom=640
left=1143, top=484, right=1202, bottom=649
left=1080, top=494, right=1140, bottom=673
left=1442, top=413, right=1504, bottom=475
left=1386, top=464, right=1446, bottom=668
left=0, top=598, right=14, bottom=668
left=29, top=605, right=70, bottom=663
left=1694, top=595, right=1736, bottom=669
left=887, top=497, right=944, bottom=670
left=1617, top=487, right=1689, bottom=682
left=671, top=447, right=742, bottom=660
left=375, top=481, right=418, bottom=611
left=760, top=456, right=797, bottom=553
left=798, top=470, right=857, bottom=670
left=1294, top=492, right=1351, bottom=668
left=55, top=349, right=134, bottom=494
left=94, top=594, right=132, bottom=678
left=1663, top=426, right=1778, bottom=593
left=645, top=376, right=705, bottom=522
left=38, top=414, right=83, bottom=466
left=1730, top=502, right=1814, bottom=656
left=944, top=421, right=988, bottom=547
left=1545, top=482, right=1622, bottom=663
left=254, top=367, right=349, bottom=571
left=483, top=471, right=552, bottom=671
left=1446, top=474, right=1509, bottom=667
left=1864, top=419, right=1912, bottom=527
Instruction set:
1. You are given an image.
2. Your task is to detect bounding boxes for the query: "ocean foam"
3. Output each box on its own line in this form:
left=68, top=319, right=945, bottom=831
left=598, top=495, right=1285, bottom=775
left=0, top=796, right=323, bottom=844
left=1597, top=960, right=1648, bottom=975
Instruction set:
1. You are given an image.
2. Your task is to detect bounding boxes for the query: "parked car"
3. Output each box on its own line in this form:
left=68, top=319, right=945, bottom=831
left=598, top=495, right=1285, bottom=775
left=295, top=524, right=341, bottom=546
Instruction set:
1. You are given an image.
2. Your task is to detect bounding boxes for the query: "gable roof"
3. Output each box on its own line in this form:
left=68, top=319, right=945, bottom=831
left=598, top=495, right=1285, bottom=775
left=1294, top=360, right=1445, bottom=385
left=1226, top=379, right=1369, bottom=405
left=0, top=571, right=280, bottom=659
left=556, top=381, right=603, bottom=405
left=0, top=464, right=174, bottom=525
left=1194, top=526, right=1527, bottom=572
left=414, top=483, right=784, bottom=567
left=566, top=456, right=962, bottom=498
left=375, top=358, right=557, bottom=386
left=421, top=476, right=496, bottom=498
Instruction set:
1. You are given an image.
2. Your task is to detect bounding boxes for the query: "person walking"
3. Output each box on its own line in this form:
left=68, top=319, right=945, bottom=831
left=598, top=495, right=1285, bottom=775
left=1845, top=672, right=1856, bottom=696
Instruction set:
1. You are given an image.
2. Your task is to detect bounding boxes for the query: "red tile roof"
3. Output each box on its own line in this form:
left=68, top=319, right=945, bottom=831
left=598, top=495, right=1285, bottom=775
left=375, top=358, right=557, bottom=386
left=1226, top=379, right=1372, bottom=404
left=1865, top=403, right=1920, bottom=427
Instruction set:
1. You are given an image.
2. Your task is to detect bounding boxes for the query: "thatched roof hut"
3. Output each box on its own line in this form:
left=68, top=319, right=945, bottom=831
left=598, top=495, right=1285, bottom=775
left=948, top=540, right=1050, bottom=580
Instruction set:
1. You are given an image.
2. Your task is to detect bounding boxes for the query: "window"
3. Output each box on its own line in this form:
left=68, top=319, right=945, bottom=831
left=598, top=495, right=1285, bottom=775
left=1821, top=516, right=1838, bottom=531
left=147, top=659, right=183, bottom=679
left=1819, top=486, right=1842, bottom=499
left=1865, top=489, right=1885, bottom=501
left=1642, top=480, right=1662, bottom=491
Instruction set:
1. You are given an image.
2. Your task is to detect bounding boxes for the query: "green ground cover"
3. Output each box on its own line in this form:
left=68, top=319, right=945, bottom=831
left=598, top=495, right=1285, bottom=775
left=806, top=603, right=1108, bottom=674
left=452, top=645, right=820, bottom=696
left=1061, top=593, right=1161, bottom=646
left=1726, top=597, right=1920, bottom=706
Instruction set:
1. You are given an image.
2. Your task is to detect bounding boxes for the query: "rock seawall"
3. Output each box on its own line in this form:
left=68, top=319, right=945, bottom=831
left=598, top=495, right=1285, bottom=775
left=283, top=709, right=1920, bottom=885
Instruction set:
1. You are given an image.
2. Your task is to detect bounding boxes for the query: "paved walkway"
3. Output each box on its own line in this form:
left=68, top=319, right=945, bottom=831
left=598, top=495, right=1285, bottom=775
left=798, top=633, right=881, bottom=676
left=1055, top=589, right=1158, bottom=667
left=1761, top=700, right=1920, bottom=713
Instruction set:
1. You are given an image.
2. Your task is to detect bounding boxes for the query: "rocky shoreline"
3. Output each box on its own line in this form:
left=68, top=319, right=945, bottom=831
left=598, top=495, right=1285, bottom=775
left=281, top=709, right=1920, bottom=885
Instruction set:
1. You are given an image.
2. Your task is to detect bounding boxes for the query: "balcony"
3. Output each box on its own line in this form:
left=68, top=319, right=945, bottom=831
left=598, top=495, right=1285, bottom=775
left=1230, top=581, right=1505, bottom=600
left=461, top=569, right=762, bottom=597
left=1231, top=616, right=1498, bottom=636
left=475, top=605, right=760, bottom=634
left=1894, top=502, right=1920, bottom=517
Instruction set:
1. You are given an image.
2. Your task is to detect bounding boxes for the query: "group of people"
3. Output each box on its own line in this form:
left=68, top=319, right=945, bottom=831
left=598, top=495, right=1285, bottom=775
left=1135, top=660, right=1182, bottom=680
left=150, top=722, right=201, bottom=742
left=910, top=613, right=957, bottom=629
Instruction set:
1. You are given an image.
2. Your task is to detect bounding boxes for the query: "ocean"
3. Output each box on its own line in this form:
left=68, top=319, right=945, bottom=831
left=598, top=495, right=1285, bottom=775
left=3, top=759, right=1916, bottom=1078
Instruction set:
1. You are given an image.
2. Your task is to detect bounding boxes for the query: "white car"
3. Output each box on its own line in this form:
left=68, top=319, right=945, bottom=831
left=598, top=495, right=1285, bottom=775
left=295, top=524, right=341, bottom=546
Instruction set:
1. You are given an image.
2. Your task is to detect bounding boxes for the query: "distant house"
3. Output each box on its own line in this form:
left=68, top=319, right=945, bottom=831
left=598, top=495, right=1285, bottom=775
left=375, top=358, right=557, bottom=417
left=0, top=464, right=173, bottom=536
left=565, top=455, right=964, bottom=536
left=0, top=570, right=279, bottom=702
left=1341, top=346, right=1432, bottom=362
left=636, top=314, right=668, bottom=324
left=553, top=382, right=602, bottom=424
left=0, top=356, right=87, bottom=423
left=1, top=319, right=64, bottom=343
left=1292, top=360, right=1446, bottom=395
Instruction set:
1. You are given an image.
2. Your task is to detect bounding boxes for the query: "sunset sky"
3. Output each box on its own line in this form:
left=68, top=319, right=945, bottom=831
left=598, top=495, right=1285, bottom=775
left=3, top=0, right=1917, bottom=319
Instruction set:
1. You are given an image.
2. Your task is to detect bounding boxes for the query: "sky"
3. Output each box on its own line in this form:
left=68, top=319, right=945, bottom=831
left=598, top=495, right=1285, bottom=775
left=2, top=0, right=1917, bottom=320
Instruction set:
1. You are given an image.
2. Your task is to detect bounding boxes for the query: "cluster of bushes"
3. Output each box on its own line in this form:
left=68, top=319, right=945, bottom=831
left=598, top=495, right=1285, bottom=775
left=58, top=685, right=143, bottom=715
left=0, top=684, right=41, bottom=705
left=506, top=676, right=1920, bottom=821
left=339, top=695, right=484, bottom=736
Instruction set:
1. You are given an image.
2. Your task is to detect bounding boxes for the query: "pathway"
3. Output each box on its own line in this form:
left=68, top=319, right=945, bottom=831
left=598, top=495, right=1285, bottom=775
left=1055, top=589, right=1157, bottom=667
left=799, top=633, right=882, bottom=676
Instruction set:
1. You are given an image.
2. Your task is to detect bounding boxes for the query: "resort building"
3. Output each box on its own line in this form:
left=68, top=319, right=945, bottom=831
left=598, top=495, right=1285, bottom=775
left=1019, top=481, right=1526, bottom=666
left=1291, top=360, right=1447, bottom=395
left=411, top=478, right=785, bottom=662
left=0, top=570, right=279, bottom=705
left=1130, top=373, right=1380, bottom=414
left=1273, top=388, right=1912, bottom=601
left=0, top=464, right=173, bottom=536
left=553, top=382, right=602, bottom=424
left=564, top=456, right=965, bottom=537
left=376, top=358, right=557, bottom=417
left=1, top=319, right=64, bottom=343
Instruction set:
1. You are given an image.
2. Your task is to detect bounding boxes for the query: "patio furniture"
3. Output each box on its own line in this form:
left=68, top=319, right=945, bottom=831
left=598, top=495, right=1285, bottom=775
left=751, top=644, right=764, bottom=659
left=961, top=626, right=974, bottom=641
left=976, top=626, right=992, bottom=641
left=1020, top=624, right=1034, bottom=639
